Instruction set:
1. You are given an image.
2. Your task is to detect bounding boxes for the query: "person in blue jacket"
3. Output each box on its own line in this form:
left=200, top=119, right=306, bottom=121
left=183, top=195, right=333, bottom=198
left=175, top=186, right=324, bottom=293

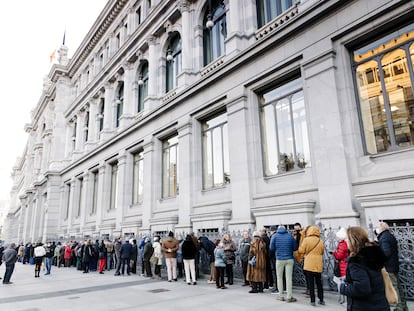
left=269, top=225, right=298, bottom=303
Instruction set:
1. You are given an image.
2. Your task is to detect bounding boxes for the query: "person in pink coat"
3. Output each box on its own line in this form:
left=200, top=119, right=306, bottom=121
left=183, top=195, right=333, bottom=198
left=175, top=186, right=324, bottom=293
left=333, top=227, right=349, bottom=277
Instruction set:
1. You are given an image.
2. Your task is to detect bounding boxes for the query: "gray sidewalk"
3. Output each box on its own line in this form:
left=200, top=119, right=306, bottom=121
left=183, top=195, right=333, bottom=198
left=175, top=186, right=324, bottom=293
left=0, top=263, right=411, bottom=311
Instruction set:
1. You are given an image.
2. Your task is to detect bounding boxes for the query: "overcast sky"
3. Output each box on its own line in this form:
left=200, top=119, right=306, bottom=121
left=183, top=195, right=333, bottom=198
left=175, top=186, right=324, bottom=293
left=0, top=0, right=108, bottom=201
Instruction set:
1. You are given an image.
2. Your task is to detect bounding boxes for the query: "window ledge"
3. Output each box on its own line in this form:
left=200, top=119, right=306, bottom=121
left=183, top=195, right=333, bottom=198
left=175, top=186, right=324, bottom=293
left=255, top=4, right=299, bottom=40
left=200, top=56, right=225, bottom=77
left=368, top=146, right=414, bottom=159
left=201, top=184, right=230, bottom=193
left=264, top=168, right=306, bottom=181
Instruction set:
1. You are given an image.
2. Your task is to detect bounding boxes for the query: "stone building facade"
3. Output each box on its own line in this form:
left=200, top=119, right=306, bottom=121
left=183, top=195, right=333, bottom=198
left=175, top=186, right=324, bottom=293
left=4, top=0, right=414, bottom=243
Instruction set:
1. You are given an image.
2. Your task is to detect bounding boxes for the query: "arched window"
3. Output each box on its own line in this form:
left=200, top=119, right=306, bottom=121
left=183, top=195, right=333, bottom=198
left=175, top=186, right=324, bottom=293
left=138, top=60, right=148, bottom=112
left=116, top=82, right=124, bottom=127
left=256, top=0, right=298, bottom=28
left=203, top=0, right=227, bottom=66
left=166, top=33, right=182, bottom=92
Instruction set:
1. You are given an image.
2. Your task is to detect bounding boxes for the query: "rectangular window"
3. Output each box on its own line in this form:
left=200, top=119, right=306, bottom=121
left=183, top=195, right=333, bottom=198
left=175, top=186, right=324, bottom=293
left=202, top=112, right=230, bottom=189
left=162, top=135, right=179, bottom=198
left=260, top=77, right=311, bottom=175
left=110, top=162, right=118, bottom=209
left=115, top=32, right=121, bottom=50
left=92, top=170, right=99, bottom=215
left=136, top=7, right=141, bottom=25
left=353, top=23, right=414, bottom=154
left=133, top=151, right=144, bottom=204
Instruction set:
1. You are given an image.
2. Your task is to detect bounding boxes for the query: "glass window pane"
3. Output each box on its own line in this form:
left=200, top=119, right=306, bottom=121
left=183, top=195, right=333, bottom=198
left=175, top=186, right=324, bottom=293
left=261, top=104, right=277, bottom=175
left=212, top=127, right=224, bottom=186
left=356, top=60, right=390, bottom=153
left=292, top=91, right=310, bottom=168
left=203, top=131, right=213, bottom=188
left=276, top=98, right=295, bottom=172
left=382, top=49, right=414, bottom=148
left=222, top=124, right=230, bottom=183
left=202, top=112, right=229, bottom=189
left=162, top=147, right=170, bottom=197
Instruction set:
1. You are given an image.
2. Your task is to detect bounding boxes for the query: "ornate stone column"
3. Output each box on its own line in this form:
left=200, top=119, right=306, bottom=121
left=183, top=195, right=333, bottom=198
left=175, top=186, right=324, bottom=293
left=120, top=62, right=135, bottom=127
left=141, top=137, right=155, bottom=231
left=95, top=164, right=106, bottom=231
left=175, top=118, right=193, bottom=232
left=115, top=152, right=127, bottom=232
left=177, top=0, right=194, bottom=86
left=302, top=50, right=359, bottom=227
left=226, top=92, right=255, bottom=231
left=101, top=82, right=115, bottom=141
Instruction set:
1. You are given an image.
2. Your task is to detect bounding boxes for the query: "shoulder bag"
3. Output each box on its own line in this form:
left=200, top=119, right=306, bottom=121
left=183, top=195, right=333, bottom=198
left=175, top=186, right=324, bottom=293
left=381, top=268, right=398, bottom=305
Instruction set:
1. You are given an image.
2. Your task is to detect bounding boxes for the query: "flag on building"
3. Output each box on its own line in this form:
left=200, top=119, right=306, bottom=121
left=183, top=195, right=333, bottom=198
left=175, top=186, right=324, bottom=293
left=50, top=49, right=56, bottom=64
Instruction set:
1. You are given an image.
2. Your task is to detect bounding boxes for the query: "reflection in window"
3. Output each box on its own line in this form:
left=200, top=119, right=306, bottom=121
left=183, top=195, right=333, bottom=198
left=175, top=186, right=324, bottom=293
left=133, top=151, right=144, bottom=204
left=166, top=34, right=182, bottom=92
left=138, top=61, right=148, bottom=112
left=354, top=23, right=414, bottom=154
left=202, top=112, right=230, bottom=189
left=162, top=135, right=179, bottom=198
left=203, top=0, right=227, bottom=66
left=256, top=0, right=298, bottom=28
left=110, top=162, right=118, bottom=210
left=260, top=77, right=310, bottom=175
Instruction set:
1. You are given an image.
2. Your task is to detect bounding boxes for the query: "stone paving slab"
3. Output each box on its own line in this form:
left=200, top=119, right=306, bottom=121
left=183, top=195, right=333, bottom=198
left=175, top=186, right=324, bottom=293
left=0, top=263, right=411, bottom=311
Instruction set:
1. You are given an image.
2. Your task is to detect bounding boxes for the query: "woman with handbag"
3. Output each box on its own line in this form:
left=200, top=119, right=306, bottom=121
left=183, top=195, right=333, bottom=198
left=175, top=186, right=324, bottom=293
left=340, top=226, right=390, bottom=311
left=152, top=236, right=163, bottom=279
left=246, top=231, right=267, bottom=293
left=222, top=233, right=236, bottom=285
left=297, top=225, right=325, bottom=306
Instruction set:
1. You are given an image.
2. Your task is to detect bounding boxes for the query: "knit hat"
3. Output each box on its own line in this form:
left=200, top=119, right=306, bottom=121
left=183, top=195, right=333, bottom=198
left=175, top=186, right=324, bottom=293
left=336, top=227, right=347, bottom=241
left=253, top=231, right=260, bottom=237
left=168, top=231, right=174, bottom=237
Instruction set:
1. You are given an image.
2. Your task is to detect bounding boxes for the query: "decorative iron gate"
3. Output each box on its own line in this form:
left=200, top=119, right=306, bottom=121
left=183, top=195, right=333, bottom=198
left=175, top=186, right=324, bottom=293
left=135, top=221, right=413, bottom=300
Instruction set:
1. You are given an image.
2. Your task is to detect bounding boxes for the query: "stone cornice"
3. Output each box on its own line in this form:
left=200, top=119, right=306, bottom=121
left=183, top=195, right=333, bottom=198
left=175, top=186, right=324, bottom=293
left=68, top=0, right=129, bottom=78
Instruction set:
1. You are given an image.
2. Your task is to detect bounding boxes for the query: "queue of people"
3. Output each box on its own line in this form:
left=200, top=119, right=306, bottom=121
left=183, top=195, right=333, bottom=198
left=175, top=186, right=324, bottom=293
left=0, top=222, right=409, bottom=311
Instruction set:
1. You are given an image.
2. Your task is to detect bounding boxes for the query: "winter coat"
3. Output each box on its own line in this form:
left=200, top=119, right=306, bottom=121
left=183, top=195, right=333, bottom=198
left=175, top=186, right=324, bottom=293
left=120, top=241, right=132, bottom=259
left=130, top=243, right=138, bottom=261
left=238, top=237, right=252, bottom=262
left=2, top=247, right=17, bottom=265
left=143, top=241, right=153, bottom=261
left=214, top=247, right=226, bottom=267
left=152, top=241, right=163, bottom=265
left=98, top=243, right=107, bottom=259
left=298, top=226, right=324, bottom=273
left=222, top=239, right=237, bottom=264
left=64, top=245, right=73, bottom=260
left=269, top=227, right=298, bottom=260
left=162, top=237, right=179, bottom=258
left=82, top=245, right=93, bottom=263
left=334, top=240, right=349, bottom=277
left=246, top=236, right=267, bottom=282
left=377, top=230, right=399, bottom=273
left=340, top=245, right=389, bottom=311
left=182, top=237, right=197, bottom=260
left=199, top=236, right=215, bottom=263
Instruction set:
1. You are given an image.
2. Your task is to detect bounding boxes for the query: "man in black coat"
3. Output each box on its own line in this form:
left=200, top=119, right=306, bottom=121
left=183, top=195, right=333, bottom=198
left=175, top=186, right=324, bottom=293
left=120, top=239, right=133, bottom=275
left=376, top=222, right=408, bottom=311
